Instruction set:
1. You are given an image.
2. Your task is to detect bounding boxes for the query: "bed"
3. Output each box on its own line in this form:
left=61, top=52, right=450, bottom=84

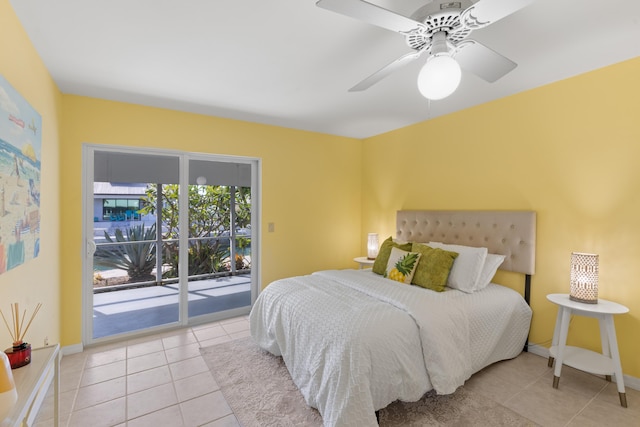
left=250, top=210, right=536, bottom=427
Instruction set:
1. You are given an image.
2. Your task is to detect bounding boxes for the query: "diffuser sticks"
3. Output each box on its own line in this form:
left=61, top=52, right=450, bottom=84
left=0, top=303, right=42, bottom=346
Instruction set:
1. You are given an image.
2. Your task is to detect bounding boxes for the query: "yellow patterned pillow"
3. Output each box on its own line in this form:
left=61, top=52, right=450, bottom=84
left=384, top=247, right=422, bottom=284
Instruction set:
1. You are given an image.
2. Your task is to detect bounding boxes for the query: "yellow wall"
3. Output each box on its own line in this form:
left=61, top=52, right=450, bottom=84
left=0, top=0, right=62, bottom=349
left=362, top=56, right=640, bottom=379
left=59, top=97, right=362, bottom=344
left=4, top=0, right=640, bottom=382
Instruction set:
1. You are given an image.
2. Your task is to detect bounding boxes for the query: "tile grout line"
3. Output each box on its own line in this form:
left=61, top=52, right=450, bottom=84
left=65, top=353, right=89, bottom=427
left=39, top=318, right=249, bottom=427
left=502, top=363, right=553, bottom=408
left=168, top=328, right=188, bottom=426
left=562, top=381, right=609, bottom=427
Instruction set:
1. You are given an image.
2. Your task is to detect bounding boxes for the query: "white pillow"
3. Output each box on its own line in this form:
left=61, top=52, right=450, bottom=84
left=384, top=247, right=421, bottom=284
left=476, top=253, right=506, bottom=291
left=428, top=242, right=488, bottom=293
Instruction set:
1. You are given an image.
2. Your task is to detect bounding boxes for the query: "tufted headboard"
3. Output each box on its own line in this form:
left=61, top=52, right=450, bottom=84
left=396, top=210, right=536, bottom=351
left=396, top=210, right=536, bottom=275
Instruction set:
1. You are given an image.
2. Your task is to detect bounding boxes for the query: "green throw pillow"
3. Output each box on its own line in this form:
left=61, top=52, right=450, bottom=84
left=372, top=236, right=412, bottom=275
left=410, top=243, right=459, bottom=292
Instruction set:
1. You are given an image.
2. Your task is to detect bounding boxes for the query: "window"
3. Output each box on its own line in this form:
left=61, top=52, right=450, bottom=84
left=102, top=199, right=143, bottom=220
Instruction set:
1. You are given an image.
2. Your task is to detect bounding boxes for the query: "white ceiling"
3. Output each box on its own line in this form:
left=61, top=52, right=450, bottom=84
left=9, top=0, right=640, bottom=139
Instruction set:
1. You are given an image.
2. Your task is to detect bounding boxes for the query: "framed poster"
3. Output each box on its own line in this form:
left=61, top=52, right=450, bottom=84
left=0, top=74, right=42, bottom=272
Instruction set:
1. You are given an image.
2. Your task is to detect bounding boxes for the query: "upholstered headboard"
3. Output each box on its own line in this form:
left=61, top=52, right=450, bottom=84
left=396, top=210, right=536, bottom=275
left=396, top=210, right=536, bottom=351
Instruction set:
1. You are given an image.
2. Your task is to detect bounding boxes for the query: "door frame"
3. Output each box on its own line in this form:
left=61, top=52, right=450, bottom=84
left=81, top=143, right=261, bottom=346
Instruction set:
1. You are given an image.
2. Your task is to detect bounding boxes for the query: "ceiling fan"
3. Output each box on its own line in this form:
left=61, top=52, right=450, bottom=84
left=316, top=0, right=534, bottom=100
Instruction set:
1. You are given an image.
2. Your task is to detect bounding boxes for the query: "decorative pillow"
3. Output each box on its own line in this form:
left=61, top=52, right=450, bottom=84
left=384, top=247, right=421, bottom=284
left=410, top=243, right=459, bottom=292
left=428, top=242, right=488, bottom=293
left=476, top=253, right=506, bottom=291
left=372, top=236, right=412, bottom=275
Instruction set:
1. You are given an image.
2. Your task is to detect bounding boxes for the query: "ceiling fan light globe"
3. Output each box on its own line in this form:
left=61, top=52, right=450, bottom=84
left=417, top=54, right=462, bottom=100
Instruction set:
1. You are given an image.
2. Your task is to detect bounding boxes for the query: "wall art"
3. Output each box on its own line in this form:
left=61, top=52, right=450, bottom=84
left=0, top=74, right=41, bottom=273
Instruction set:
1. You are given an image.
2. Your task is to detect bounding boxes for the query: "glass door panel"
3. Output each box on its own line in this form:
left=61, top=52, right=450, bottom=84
left=186, top=160, right=252, bottom=321
left=89, top=150, right=180, bottom=341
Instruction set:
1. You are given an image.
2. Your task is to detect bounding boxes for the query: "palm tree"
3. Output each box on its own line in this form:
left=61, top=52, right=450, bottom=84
left=94, top=223, right=157, bottom=283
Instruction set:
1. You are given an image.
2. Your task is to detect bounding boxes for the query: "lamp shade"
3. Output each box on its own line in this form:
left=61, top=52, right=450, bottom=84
left=0, top=351, right=18, bottom=420
left=570, top=252, right=599, bottom=304
left=367, top=233, right=379, bottom=260
left=417, top=53, right=462, bottom=100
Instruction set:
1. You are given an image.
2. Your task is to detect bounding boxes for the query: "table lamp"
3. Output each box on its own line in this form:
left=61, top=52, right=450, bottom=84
left=569, top=252, right=598, bottom=304
left=367, top=233, right=379, bottom=260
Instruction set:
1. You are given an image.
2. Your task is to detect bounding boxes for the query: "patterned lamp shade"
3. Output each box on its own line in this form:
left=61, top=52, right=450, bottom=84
left=570, top=252, right=599, bottom=304
left=367, top=233, right=379, bottom=260
left=0, top=351, right=18, bottom=420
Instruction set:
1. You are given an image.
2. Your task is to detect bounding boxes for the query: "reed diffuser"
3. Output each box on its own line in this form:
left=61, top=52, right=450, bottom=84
left=1, top=303, right=42, bottom=368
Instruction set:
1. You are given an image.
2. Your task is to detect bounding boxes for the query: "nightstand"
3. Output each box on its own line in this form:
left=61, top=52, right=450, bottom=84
left=547, top=293, right=629, bottom=407
left=353, top=256, right=375, bottom=269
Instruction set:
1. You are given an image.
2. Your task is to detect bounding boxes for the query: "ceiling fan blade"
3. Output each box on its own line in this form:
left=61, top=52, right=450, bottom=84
left=316, top=0, right=423, bottom=34
left=454, top=40, right=516, bottom=83
left=349, top=51, right=422, bottom=92
left=461, top=0, right=533, bottom=30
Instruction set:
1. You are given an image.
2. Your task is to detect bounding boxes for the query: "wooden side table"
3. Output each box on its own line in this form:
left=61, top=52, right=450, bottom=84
left=547, top=293, right=629, bottom=407
left=353, top=256, right=375, bottom=269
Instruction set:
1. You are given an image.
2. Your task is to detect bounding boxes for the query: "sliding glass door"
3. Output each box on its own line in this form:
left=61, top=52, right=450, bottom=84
left=83, top=146, right=259, bottom=344
left=185, top=159, right=252, bottom=321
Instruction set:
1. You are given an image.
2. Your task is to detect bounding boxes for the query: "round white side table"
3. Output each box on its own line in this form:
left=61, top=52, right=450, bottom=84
left=353, top=256, right=375, bottom=269
left=546, top=293, right=629, bottom=407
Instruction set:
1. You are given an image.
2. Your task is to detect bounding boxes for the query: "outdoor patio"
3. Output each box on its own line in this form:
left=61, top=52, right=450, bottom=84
left=92, top=274, right=251, bottom=339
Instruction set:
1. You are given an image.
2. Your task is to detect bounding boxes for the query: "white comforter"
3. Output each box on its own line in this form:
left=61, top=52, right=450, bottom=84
left=250, top=269, right=531, bottom=427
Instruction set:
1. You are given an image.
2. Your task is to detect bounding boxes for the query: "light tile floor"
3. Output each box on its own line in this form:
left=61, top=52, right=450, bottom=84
left=464, top=351, right=640, bottom=426
left=35, top=316, right=251, bottom=427
left=34, top=317, right=640, bottom=427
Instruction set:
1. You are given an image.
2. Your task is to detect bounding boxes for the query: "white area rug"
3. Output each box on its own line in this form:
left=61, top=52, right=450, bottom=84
left=200, top=337, right=536, bottom=426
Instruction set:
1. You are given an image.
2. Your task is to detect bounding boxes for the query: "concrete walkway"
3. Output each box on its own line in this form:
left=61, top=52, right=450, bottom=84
left=93, top=274, right=251, bottom=339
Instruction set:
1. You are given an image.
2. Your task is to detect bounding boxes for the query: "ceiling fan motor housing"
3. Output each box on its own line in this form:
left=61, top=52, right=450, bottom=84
left=406, top=1, right=474, bottom=52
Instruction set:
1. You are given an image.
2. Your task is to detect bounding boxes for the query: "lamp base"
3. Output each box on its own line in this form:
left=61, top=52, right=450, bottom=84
left=5, top=343, right=31, bottom=369
left=569, top=295, right=597, bottom=304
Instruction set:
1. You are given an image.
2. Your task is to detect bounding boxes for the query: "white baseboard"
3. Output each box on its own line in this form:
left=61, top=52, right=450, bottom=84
left=61, top=343, right=83, bottom=356
left=526, top=342, right=549, bottom=358
left=527, top=341, right=640, bottom=392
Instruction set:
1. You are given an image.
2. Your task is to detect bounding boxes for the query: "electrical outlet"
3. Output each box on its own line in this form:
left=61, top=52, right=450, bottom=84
left=268, top=222, right=275, bottom=232
left=44, top=336, right=49, bottom=346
